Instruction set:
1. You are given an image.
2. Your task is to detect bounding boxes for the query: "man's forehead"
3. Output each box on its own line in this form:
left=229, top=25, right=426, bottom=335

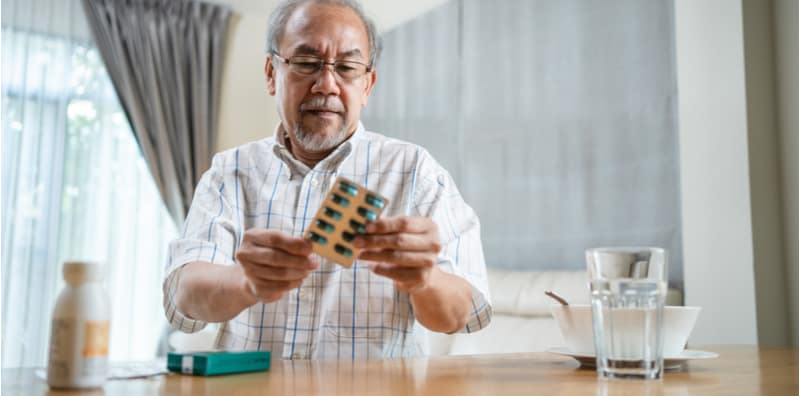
left=279, top=3, right=370, bottom=56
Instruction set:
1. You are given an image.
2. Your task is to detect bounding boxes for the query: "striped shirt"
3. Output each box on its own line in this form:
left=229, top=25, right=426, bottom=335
left=163, top=122, right=492, bottom=360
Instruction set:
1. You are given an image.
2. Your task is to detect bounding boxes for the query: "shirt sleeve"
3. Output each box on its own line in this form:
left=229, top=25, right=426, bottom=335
left=162, top=152, right=239, bottom=333
left=411, top=149, right=493, bottom=334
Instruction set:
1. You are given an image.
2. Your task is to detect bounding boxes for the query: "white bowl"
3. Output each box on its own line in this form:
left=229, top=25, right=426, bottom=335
left=550, top=304, right=701, bottom=357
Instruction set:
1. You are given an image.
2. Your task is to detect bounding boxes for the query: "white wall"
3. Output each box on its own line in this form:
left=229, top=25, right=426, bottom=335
left=674, top=0, right=759, bottom=344
left=215, top=0, right=450, bottom=151
left=216, top=9, right=278, bottom=151
left=773, top=0, right=799, bottom=347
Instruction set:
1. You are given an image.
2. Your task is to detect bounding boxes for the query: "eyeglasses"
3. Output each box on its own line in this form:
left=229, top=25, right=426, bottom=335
left=271, top=52, right=372, bottom=81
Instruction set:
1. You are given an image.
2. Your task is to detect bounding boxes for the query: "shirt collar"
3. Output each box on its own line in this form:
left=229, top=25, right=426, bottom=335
left=272, top=122, right=365, bottom=177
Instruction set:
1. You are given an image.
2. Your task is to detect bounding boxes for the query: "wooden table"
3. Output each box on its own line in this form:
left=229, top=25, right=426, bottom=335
left=3, top=346, right=796, bottom=395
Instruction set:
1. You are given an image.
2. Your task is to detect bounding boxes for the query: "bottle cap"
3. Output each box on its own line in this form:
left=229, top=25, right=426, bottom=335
left=63, top=261, right=104, bottom=283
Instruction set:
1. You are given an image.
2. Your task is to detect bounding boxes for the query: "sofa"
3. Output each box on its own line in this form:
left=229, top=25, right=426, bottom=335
left=428, top=269, right=682, bottom=356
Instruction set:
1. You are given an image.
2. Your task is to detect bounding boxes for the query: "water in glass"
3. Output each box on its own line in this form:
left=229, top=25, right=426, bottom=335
left=590, top=278, right=667, bottom=380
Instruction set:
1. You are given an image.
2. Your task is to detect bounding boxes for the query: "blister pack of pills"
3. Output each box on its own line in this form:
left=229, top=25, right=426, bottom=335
left=303, top=177, right=389, bottom=267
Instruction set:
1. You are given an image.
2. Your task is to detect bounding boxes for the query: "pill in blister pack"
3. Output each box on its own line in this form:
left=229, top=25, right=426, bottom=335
left=308, top=231, right=327, bottom=245
left=365, top=194, right=384, bottom=209
left=331, top=193, right=350, bottom=207
left=303, top=177, right=389, bottom=267
left=323, top=207, right=342, bottom=221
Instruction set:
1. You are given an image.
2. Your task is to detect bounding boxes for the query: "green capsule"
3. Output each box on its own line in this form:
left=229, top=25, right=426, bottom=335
left=323, top=207, right=342, bottom=221
left=316, top=219, right=335, bottom=233
left=338, top=182, right=359, bottom=197
left=334, top=244, right=353, bottom=257
left=341, top=231, right=355, bottom=242
left=330, top=193, right=349, bottom=208
left=349, top=219, right=366, bottom=234
left=365, top=194, right=384, bottom=209
left=357, top=206, right=377, bottom=222
left=308, top=231, right=327, bottom=245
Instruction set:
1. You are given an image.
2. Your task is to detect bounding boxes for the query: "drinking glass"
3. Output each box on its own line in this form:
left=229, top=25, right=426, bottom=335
left=586, top=247, right=667, bottom=380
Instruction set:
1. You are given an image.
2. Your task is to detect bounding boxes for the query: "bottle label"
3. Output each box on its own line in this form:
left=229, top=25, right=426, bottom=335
left=83, top=320, right=109, bottom=357
left=48, top=318, right=109, bottom=385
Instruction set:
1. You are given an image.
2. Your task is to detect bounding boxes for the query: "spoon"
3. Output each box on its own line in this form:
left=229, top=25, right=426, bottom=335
left=544, top=290, right=569, bottom=306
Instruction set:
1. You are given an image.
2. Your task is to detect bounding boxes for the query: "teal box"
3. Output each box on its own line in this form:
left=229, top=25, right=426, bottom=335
left=167, top=351, right=271, bottom=376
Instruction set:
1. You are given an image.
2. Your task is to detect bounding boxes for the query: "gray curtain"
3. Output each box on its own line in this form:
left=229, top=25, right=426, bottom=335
left=80, top=0, right=232, bottom=226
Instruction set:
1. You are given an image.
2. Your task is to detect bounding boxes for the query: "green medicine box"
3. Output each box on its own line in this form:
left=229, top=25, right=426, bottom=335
left=167, top=351, right=271, bottom=376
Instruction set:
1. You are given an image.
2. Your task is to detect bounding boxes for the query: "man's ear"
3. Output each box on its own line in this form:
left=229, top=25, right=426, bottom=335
left=265, top=55, right=277, bottom=96
left=361, top=69, right=377, bottom=108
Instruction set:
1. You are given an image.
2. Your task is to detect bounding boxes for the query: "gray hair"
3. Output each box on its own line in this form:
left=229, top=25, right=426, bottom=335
left=266, top=0, right=383, bottom=68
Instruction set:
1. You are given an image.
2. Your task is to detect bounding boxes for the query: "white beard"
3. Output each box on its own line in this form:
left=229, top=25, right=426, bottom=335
left=294, top=122, right=348, bottom=152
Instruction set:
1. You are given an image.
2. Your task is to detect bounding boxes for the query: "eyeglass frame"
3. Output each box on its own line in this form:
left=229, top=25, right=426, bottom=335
left=270, top=51, right=373, bottom=81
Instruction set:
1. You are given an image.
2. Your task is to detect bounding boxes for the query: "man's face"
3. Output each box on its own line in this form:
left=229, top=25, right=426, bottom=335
left=266, top=3, right=377, bottom=153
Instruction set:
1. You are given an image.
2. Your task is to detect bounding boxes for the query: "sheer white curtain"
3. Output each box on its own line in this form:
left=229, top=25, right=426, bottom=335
left=2, top=0, right=177, bottom=368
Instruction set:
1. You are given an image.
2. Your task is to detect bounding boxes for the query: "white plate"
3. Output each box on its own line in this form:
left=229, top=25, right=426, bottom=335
left=546, top=347, right=719, bottom=370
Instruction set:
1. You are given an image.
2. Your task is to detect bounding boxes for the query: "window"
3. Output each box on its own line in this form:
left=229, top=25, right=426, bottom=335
left=2, top=10, right=177, bottom=367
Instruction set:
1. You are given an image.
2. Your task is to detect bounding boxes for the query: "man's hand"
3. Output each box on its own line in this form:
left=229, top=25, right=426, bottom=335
left=354, top=215, right=472, bottom=333
left=353, top=216, right=442, bottom=293
left=235, top=229, right=318, bottom=303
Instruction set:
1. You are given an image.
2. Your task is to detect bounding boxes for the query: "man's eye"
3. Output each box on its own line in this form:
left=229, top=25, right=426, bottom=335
left=295, top=62, right=319, bottom=69
left=336, top=65, right=357, bottom=72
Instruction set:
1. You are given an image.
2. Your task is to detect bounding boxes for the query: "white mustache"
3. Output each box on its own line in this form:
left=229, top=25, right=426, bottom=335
left=300, top=96, right=345, bottom=113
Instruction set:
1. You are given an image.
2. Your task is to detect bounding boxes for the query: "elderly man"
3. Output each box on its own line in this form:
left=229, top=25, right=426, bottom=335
left=163, top=0, right=491, bottom=360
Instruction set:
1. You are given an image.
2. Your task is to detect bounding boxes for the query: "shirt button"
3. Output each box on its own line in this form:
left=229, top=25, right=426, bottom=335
left=298, top=290, right=306, bottom=299
left=292, top=353, right=301, bottom=360
left=309, top=178, right=318, bottom=187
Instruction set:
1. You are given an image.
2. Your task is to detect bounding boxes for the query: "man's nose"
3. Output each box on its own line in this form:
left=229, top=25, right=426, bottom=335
left=310, top=65, right=341, bottom=96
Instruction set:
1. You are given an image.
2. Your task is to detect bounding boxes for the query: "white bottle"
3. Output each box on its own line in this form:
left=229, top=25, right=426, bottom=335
left=47, top=261, right=110, bottom=389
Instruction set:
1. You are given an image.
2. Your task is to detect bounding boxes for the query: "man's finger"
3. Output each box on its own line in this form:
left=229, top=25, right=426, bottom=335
left=244, top=265, right=312, bottom=282
left=357, top=250, right=436, bottom=268
left=245, top=229, right=313, bottom=255
left=365, top=216, right=433, bottom=234
left=368, top=262, right=425, bottom=283
left=236, top=245, right=318, bottom=270
left=352, top=233, right=440, bottom=252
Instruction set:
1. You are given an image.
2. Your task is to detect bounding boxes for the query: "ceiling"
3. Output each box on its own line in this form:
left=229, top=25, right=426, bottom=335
left=217, top=0, right=451, bottom=32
